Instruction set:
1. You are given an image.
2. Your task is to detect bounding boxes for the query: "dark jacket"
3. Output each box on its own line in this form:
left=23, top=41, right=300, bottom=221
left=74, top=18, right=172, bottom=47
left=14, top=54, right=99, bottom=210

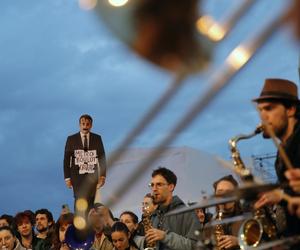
left=275, top=120, right=300, bottom=245
left=63, top=132, right=106, bottom=198
left=151, top=196, right=201, bottom=250
left=275, top=121, right=300, bottom=190
left=20, top=235, right=49, bottom=250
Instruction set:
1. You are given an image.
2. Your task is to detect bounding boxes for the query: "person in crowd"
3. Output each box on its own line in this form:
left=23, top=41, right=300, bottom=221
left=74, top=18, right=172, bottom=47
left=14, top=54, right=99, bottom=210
left=91, top=203, right=116, bottom=239
left=207, top=175, right=243, bottom=250
left=52, top=213, right=74, bottom=250
left=187, top=201, right=212, bottom=233
left=142, top=194, right=157, bottom=215
left=35, top=209, right=55, bottom=242
left=195, top=207, right=212, bottom=226
left=195, top=207, right=206, bottom=225
left=120, top=211, right=144, bottom=249
left=138, top=193, right=157, bottom=236
left=15, top=211, right=47, bottom=250
left=253, top=79, right=300, bottom=249
left=0, top=214, right=14, bottom=227
left=146, top=167, right=200, bottom=250
left=111, top=222, right=138, bottom=250
left=60, top=205, right=71, bottom=216
left=88, top=204, right=113, bottom=250
left=64, top=114, right=107, bottom=212
left=0, top=226, right=25, bottom=250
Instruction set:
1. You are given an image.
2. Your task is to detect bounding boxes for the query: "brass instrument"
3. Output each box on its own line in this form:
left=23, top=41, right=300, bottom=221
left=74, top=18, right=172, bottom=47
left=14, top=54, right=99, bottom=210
left=95, top=0, right=212, bottom=73
left=228, top=125, right=277, bottom=249
left=239, top=208, right=276, bottom=248
left=142, top=206, right=156, bottom=250
left=228, top=124, right=263, bottom=181
left=214, top=209, right=226, bottom=250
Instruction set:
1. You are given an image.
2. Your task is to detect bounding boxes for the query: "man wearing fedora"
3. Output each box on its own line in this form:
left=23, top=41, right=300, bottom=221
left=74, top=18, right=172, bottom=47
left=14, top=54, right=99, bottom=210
left=253, top=78, right=300, bottom=245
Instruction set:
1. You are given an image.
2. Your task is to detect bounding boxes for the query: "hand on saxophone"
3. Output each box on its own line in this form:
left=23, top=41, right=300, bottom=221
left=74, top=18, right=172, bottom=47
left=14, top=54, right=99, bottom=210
left=146, top=228, right=166, bottom=244
left=254, top=189, right=283, bottom=209
left=285, top=168, right=300, bottom=193
left=217, top=235, right=238, bottom=249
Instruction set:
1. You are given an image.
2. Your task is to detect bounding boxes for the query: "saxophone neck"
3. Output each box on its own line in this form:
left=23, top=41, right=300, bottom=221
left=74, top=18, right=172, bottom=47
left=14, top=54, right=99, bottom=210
left=229, top=124, right=263, bottom=150
left=228, top=124, right=263, bottom=180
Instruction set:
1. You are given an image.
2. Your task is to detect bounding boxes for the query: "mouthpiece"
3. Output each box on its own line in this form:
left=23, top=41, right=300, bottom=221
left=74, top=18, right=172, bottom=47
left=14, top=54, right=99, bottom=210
left=254, top=124, right=264, bottom=134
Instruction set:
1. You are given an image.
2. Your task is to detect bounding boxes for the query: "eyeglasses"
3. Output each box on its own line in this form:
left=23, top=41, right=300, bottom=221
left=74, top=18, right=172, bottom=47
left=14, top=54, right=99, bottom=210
left=148, top=182, right=168, bottom=189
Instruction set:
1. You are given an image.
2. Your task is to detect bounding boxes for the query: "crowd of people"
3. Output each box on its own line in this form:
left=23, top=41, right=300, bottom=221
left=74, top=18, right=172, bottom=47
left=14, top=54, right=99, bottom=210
left=0, top=167, right=201, bottom=250
left=1, top=164, right=300, bottom=250
left=3, top=78, right=300, bottom=250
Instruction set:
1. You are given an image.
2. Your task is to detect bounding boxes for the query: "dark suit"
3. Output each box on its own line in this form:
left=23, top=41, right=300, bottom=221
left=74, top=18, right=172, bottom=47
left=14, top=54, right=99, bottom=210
left=64, top=132, right=106, bottom=208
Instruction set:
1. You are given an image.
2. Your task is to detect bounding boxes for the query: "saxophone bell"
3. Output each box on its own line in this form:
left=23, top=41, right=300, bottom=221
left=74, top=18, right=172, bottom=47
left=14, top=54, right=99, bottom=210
left=238, top=207, right=277, bottom=249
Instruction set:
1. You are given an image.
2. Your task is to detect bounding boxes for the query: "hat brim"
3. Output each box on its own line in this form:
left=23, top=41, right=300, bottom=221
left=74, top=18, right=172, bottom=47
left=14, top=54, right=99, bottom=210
left=252, top=95, right=300, bottom=103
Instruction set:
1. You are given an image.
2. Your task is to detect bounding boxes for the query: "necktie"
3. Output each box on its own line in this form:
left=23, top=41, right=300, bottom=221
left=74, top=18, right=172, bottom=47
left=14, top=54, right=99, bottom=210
left=83, top=135, right=88, bottom=151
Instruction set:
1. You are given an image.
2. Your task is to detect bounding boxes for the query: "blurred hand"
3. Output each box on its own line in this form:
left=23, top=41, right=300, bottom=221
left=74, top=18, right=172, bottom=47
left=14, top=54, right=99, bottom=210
left=285, top=169, right=300, bottom=193
left=97, top=176, right=106, bottom=188
left=65, top=179, right=72, bottom=189
left=218, top=235, right=238, bottom=249
left=146, top=228, right=166, bottom=244
left=287, top=196, right=300, bottom=218
left=254, top=189, right=282, bottom=209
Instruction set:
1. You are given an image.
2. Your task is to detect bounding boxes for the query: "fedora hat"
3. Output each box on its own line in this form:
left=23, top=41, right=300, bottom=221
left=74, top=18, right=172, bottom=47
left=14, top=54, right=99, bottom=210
left=253, top=78, right=299, bottom=103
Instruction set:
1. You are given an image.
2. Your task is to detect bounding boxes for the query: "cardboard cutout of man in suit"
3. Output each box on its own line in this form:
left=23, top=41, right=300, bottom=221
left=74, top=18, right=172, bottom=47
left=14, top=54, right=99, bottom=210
left=64, top=114, right=106, bottom=211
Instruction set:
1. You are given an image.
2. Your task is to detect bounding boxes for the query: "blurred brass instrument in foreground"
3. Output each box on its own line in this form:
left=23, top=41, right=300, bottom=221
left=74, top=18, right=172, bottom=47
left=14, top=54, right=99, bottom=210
left=95, top=0, right=213, bottom=73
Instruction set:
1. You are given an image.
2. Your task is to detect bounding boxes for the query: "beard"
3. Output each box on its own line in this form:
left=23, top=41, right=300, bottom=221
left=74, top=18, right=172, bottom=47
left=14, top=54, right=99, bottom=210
left=37, top=226, right=48, bottom=233
left=262, top=121, right=288, bottom=140
left=153, top=194, right=164, bottom=204
left=218, top=203, right=235, bottom=214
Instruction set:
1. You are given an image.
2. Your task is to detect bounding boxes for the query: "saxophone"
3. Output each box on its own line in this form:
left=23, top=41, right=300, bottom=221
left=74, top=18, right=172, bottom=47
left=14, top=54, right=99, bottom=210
left=142, top=206, right=156, bottom=250
left=214, top=209, right=226, bottom=250
left=228, top=124, right=263, bottom=181
left=228, top=125, right=277, bottom=248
